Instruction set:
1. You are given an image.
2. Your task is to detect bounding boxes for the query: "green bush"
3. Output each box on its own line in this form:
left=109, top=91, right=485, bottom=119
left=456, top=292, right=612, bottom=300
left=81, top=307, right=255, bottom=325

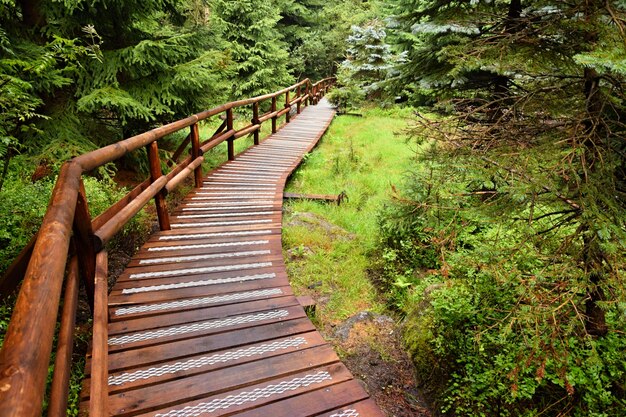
left=378, top=143, right=626, bottom=416
left=0, top=157, right=132, bottom=275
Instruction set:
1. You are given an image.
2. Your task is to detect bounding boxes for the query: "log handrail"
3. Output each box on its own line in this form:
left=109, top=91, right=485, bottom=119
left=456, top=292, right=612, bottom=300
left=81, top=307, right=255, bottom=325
left=0, top=77, right=334, bottom=417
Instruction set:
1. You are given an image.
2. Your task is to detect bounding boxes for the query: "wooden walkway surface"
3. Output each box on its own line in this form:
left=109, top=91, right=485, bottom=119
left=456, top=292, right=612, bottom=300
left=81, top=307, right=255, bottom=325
left=81, top=99, right=385, bottom=417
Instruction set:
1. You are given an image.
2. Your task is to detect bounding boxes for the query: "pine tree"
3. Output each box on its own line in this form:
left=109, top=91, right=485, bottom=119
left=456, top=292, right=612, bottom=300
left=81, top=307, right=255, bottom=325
left=328, top=22, right=396, bottom=110
left=210, top=0, right=293, bottom=98
left=342, top=23, right=394, bottom=98
left=386, top=0, right=626, bottom=414
left=60, top=0, right=232, bottom=136
left=276, top=0, right=325, bottom=77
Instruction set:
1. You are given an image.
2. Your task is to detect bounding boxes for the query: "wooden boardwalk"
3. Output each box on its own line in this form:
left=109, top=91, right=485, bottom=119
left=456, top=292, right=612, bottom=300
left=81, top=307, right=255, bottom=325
left=81, top=99, right=385, bottom=417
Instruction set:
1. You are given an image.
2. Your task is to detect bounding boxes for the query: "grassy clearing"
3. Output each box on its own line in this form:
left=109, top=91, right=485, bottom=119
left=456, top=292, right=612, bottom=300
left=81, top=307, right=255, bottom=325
left=283, top=106, right=417, bottom=326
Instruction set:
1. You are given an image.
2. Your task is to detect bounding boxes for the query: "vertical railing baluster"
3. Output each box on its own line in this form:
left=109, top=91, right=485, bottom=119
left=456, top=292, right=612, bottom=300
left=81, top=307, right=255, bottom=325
left=305, top=82, right=310, bottom=107
left=285, top=90, right=291, bottom=123
left=89, top=250, right=109, bottom=417
left=190, top=123, right=203, bottom=188
left=47, top=253, right=79, bottom=417
left=147, top=141, right=170, bottom=230
left=271, top=96, right=277, bottom=133
left=226, top=108, right=234, bottom=160
left=252, top=102, right=260, bottom=145
left=73, top=179, right=96, bottom=310
left=296, top=85, right=301, bottom=114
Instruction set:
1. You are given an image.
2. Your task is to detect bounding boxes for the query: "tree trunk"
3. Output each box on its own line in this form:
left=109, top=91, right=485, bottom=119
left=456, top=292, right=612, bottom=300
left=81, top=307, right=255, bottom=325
left=580, top=0, right=607, bottom=336
left=0, top=150, right=12, bottom=193
left=489, top=0, right=522, bottom=122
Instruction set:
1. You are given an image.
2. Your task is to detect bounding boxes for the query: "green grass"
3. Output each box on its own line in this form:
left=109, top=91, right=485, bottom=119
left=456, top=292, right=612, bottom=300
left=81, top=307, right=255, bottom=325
left=282, top=106, right=418, bottom=325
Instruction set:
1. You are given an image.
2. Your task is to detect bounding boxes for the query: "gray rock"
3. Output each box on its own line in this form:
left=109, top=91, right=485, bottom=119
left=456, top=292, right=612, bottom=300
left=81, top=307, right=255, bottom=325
left=335, top=311, right=394, bottom=341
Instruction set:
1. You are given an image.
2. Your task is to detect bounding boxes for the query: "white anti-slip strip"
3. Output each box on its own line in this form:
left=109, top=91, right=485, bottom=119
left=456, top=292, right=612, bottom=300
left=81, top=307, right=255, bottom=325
left=244, top=149, right=301, bottom=154
left=191, top=196, right=275, bottom=200
left=269, top=141, right=313, bottom=145
left=138, top=249, right=271, bottom=265
left=147, top=240, right=269, bottom=252
left=185, top=201, right=274, bottom=206
left=158, top=230, right=271, bottom=241
left=121, top=272, right=276, bottom=294
left=177, top=211, right=274, bottom=219
left=129, top=261, right=273, bottom=279
left=236, top=156, right=297, bottom=162
left=245, top=151, right=301, bottom=157
left=255, top=144, right=306, bottom=149
left=212, top=174, right=281, bottom=180
left=195, top=192, right=275, bottom=196
left=219, top=165, right=284, bottom=171
left=114, top=288, right=284, bottom=316
left=222, top=164, right=285, bottom=170
left=224, top=164, right=285, bottom=170
left=199, top=187, right=275, bottom=191
left=152, top=370, right=331, bottom=417
left=171, top=219, right=273, bottom=228
left=216, top=169, right=282, bottom=176
left=108, top=309, right=290, bottom=345
left=202, top=181, right=276, bottom=186
left=182, top=205, right=274, bottom=211
left=232, top=159, right=295, bottom=166
left=107, top=336, right=306, bottom=386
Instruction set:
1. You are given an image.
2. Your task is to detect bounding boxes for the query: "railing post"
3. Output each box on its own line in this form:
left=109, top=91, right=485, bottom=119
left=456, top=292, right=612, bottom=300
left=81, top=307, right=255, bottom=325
left=147, top=141, right=170, bottom=230
left=305, top=82, right=310, bottom=107
left=47, top=252, right=79, bottom=417
left=296, top=85, right=301, bottom=114
left=0, top=161, right=82, bottom=417
left=271, top=96, right=277, bottom=134
left=89, top=250, right=109, bottom=417
left=285, top=90, right=291, bottom=123
left=190, top=123, right=203, bottom=188
left=226, top=108, right=234, bottom=160
left=73, top=179, right=97, bottom=311
left=252, top=102, right=260, bottom=145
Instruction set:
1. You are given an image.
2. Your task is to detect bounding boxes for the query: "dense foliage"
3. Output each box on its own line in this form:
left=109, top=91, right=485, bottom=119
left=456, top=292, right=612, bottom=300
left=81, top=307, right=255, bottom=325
left=0, top=0, right=374, bottom=275
left=376, top=0, right=626, bottom=415
left=328, top=22, right=397, bottom=111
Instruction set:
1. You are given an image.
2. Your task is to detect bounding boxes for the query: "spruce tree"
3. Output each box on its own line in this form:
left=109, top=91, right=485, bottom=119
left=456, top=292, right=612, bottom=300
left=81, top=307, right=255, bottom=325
left=386, top=0, right=626, bottom=414
left=342, top=23, right=394, bottom=98
left=210, top=0, right=293, bottom=98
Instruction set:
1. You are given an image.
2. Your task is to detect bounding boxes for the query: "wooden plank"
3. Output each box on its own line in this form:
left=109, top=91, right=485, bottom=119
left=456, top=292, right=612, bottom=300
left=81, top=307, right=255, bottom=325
left=110, top=263, right=288, bottom=293
left=107, top=303, right=304, bottom=352
left=129, top=362, right=352, bottom=417
left=284, top=192, right=347, bottom=205
left=114, top=257, right=286, bottom=284
left=102, top=316, right=315, bottom=373
left=104, top=345, right=341, bottom=416
left=119, top=253, right=285, bottom=276
left=108, top=285, right=295, bottom=322
left=108, top=296, right=300, bottom=336
left=85, top=331, right=327, bottom=397
left=232, top=380, right=371, bottom=417
left=319, top=399, right=386, bottom=417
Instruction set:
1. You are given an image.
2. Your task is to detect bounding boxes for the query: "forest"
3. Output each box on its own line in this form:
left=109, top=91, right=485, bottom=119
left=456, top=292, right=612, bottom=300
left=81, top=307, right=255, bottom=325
left=1, top=0, right=626, bottom=416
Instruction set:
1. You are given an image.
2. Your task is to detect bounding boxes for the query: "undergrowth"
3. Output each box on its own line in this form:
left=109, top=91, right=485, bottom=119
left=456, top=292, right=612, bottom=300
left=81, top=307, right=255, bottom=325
left=377, top=133, right=626, bottom=416
left=283, top=105, right=416, bottom=324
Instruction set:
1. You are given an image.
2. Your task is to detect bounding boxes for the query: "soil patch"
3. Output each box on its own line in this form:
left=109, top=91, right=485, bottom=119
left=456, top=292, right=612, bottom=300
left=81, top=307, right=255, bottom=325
left=328, top=312, right=431, bottom=417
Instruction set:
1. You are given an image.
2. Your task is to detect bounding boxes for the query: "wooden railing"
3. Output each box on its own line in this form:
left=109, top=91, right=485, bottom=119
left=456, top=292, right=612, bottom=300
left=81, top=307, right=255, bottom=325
left=0, top=77, right=334, bottom=417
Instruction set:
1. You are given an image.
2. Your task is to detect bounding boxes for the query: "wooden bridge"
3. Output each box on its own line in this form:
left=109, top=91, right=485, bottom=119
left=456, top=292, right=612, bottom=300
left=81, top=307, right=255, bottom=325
left=0, top=79, right=385, bottom=417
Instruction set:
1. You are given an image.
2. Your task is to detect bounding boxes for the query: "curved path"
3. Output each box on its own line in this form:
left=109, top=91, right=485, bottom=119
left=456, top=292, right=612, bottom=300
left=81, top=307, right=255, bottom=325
left=81, top=99, right=384, bottom=417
